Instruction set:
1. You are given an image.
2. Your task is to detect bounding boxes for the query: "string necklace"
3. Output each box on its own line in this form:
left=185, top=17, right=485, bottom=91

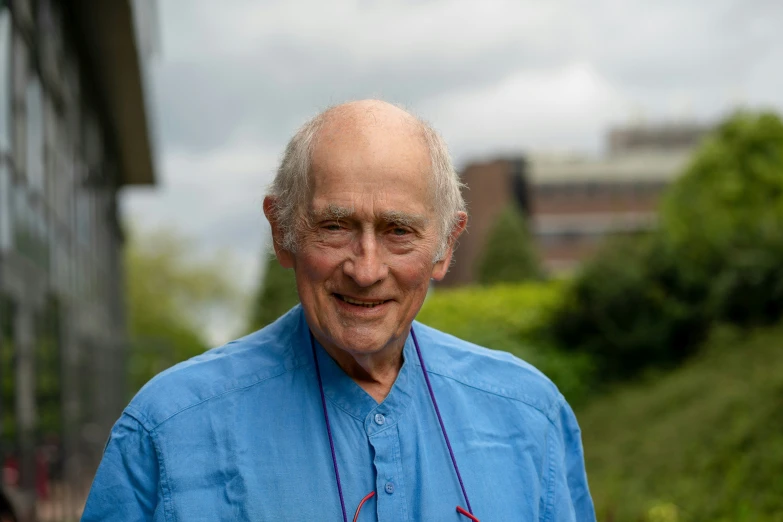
left=310, top=327, right=479, bottom=521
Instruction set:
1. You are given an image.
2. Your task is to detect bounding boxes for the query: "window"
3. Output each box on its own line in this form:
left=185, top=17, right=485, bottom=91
left=0, top=8, right=10, bottom=151
left=12, top=31, right=27, bottom=178
left=0, top=164, right=9, bottom=249
left=26, top=74, right=43, bottom=193
left=11, top=177, right=30, bottom=256
left=0, top=10, right=11, bottom=251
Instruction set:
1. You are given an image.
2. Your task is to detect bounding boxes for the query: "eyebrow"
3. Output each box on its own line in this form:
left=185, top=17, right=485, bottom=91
left=310, top=204, right=354, bottom=221
left=380, top=210, right=428, bottom=229
left=309, top=205, right=428, bottom=228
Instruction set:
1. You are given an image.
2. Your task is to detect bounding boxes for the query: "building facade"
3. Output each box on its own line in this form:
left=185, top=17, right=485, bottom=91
left=443, top=123, right=710, bottom=285
left=0, top=1, right=156, bottom=520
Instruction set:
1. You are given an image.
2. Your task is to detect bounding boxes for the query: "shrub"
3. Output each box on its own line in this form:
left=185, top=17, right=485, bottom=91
left=580, top=324, right=783, bottom=521
left=548, top=111, right=783, bottom=381
left=548, top=235, right=708, bottom=381
left=248, top=254, right=299, bottom=331
left=419, top=283, right=594, bottom=401
left=661, top=110, right=783, bottom=327
left=475, top=205, right=543, bottom=284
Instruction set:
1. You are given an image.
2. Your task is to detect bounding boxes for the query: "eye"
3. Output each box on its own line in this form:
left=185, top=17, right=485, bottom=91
left=389, top=226, right=411, bottom=237
left=320, top=220, right=346, bottom=232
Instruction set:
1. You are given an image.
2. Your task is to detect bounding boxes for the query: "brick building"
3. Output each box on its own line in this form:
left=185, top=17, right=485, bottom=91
left=442, top=123, right=710, bottom=285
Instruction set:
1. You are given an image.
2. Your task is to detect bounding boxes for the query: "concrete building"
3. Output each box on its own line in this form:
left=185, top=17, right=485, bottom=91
left=443, top=122, right=710, bottom=285
left=0, top=1, right=157, bottom=520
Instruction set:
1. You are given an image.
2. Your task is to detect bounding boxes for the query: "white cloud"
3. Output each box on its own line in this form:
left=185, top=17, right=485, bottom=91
left=123, top=133, right=279, bottom=331
left=161, top=0, right=566, bottom=65
left=125, top=0, right=783, bottom=341
left=421, top=62, right=626, bottom=162
left=127, top=131, right=277, bottom=226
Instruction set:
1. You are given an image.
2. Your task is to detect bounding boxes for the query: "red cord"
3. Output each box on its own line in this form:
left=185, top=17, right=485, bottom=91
left=457, top=506, right=481, bottom=521
left=352, top=492, right=479, bottom=521
left=352, top=491, right=376, bottom=522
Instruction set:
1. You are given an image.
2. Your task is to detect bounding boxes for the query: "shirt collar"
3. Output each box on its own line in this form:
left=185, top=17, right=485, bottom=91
left=297, top=307, right=415, bottom=434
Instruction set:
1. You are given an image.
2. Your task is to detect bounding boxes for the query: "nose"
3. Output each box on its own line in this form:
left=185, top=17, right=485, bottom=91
left=342, top=233, right=389, bottom=287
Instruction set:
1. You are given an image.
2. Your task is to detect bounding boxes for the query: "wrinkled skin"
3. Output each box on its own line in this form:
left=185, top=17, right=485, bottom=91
left=264, top=100, right=466, bottom=400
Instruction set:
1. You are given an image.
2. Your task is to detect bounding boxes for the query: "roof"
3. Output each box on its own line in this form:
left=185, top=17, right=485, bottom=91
left=526, top=149, right=693, bottom=184
left=69, top=0, right=157, bottom=186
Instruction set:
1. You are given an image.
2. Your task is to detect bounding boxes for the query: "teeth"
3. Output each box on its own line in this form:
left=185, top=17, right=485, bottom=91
left=339, top=295, right=385, bottom=307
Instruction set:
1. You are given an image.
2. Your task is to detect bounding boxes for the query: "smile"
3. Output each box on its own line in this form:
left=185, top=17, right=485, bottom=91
left=334, top=294, right=390, bottom=308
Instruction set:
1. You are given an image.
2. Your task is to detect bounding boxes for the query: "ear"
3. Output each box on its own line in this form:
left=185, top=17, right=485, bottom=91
left=431, top=211, right=468, bottom=281
left=263, top=196, right=295, bottom=269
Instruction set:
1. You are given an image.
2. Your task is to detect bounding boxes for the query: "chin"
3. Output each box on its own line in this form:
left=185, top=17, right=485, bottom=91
left=330, top=325, right=397, bottom=355
left=336, top=333, right=388, bottom=355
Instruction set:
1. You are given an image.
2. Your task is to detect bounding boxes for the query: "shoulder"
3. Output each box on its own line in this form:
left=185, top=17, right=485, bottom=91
left=126, top=306, right=310, bottom=431
left=412, top=320, right=564, bottom=421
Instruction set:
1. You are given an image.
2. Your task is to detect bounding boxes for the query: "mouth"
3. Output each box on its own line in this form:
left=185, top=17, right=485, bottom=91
left=333, top=293, right=392, bottom=309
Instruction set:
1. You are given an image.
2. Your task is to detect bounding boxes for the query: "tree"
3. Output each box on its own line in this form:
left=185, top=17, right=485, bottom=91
left=549, top=110, right=783, bottom=381
left=126, top=228, right=240, bottom=395
left=549, top=234, right=707, bottom=380
left=248, top=254, right=299, bottom=331
left=660, top=110, right=783, bottom=325
left=475, top=204, right=543, bottom=285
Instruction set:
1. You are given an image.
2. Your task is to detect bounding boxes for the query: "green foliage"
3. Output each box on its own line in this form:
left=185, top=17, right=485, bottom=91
left=662, top=111, right=783, bottom=258
left=549, top=110, right=783, bottom=381
left=126, top=228, right=240, bottom=395
left=418, top=283, right=594, bottom=401
left=248, top=254, right=299, bottom=331
left=549, top=235, right=708, bottom=380
left=0, top=298, right=15, bottom=446
left=580, top=324, right=783, bottom=521
left=660, top=110, right=783, bottom=327
left=475, top=205, right=543, bottom=284
left=35, top=298, right=61, bottom=439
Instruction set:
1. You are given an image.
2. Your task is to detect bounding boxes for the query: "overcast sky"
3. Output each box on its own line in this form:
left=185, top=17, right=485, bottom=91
left=124, top=0, right=783, bottom=342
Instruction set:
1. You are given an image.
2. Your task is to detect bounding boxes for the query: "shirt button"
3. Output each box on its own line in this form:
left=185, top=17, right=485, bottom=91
left=385, top=482, right=394, bottom=494
left=374, top=413, right=385, bottom=425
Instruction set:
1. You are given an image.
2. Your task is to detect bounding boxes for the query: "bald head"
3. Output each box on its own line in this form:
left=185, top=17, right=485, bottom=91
left=311, top=101, right=432, bottom=200
left=266, top=99, right=466, bottom=259
left=316, top=100, right=422, bottom=137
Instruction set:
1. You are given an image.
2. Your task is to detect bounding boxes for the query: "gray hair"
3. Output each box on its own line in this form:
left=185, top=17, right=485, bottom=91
left=266, top=103, right=466, bottom=261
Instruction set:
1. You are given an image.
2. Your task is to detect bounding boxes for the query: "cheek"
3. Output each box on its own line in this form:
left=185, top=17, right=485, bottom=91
left=391, top=256, right=436, bottom=289
left=296, top=248, right=344, bottom=281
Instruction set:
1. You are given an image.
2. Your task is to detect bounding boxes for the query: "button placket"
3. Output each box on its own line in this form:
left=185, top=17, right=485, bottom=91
left=369, top=427, right=409, bottom=521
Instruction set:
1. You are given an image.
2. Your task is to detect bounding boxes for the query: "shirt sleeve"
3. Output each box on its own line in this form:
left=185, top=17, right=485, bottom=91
left=544, top=397, right=596, bottom=521
left=81, top=412, right=165, bottom=522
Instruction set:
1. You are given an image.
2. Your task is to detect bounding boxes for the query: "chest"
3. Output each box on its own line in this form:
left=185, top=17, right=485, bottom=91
left=153, top=397, right=550, bottom=521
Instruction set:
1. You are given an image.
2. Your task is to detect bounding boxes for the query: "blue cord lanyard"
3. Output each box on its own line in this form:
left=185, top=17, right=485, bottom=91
left=310, top=326, right=476, bottom=521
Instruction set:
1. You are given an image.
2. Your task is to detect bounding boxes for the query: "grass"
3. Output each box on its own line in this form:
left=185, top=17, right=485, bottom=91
left=578, top=324, right=783, bottom=522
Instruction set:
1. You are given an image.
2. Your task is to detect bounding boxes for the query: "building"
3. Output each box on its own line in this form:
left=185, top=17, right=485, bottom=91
left=0, top=1, right=157, bottom=520
left=443, top=122, right=710, bottom=285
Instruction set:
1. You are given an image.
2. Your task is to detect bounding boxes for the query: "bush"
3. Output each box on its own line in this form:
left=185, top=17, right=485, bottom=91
left=248, top=254, right=299, bottom=331
left=418, top=283, right=594, bottom=401
left=475, top=205, right=543, bottom=284
left=548, top=235, right=709, bottom=381
left=707, top=234, right=783, bottom=326
left=580, top=324, right=783, bottom=521
left=548, top=110, right=783, bottom=382
left=661, top=110, right=783, bottom=327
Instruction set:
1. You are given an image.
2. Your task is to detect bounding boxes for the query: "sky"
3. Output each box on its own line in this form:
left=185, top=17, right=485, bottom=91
left=124, top=0, right=783, bottom=342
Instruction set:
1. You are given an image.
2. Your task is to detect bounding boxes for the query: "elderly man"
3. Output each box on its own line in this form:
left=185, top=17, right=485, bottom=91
left=82, top=100, right=595, bottom=521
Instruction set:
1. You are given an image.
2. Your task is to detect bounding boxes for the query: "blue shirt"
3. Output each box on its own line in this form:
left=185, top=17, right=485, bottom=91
left=82, top=305, right=595, bottom=521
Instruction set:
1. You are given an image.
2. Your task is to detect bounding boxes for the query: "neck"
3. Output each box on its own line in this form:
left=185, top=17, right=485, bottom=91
left=318, top=336, right=405, bottom=403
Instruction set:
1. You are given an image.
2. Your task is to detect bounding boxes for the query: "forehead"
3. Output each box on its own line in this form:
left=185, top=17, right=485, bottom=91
left=307, top=110, right=435, bottom=218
